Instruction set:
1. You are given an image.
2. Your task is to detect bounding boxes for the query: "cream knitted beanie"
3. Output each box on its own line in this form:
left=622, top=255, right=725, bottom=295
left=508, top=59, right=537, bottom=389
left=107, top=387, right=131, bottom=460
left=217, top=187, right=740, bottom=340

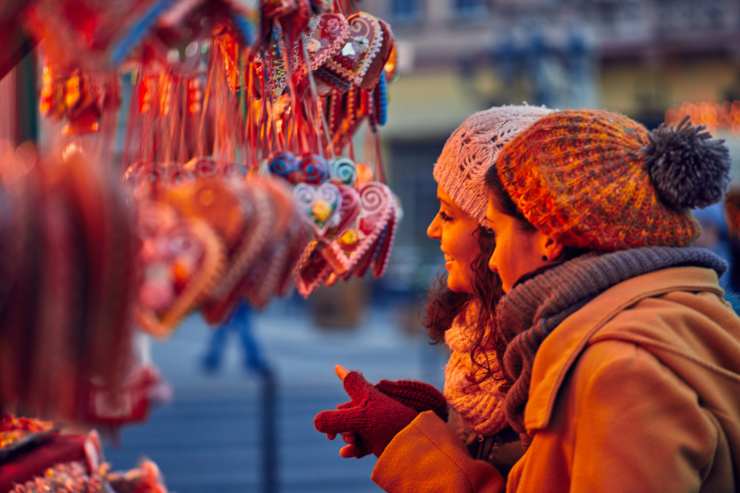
left=433, top=105, right=553, bottom=224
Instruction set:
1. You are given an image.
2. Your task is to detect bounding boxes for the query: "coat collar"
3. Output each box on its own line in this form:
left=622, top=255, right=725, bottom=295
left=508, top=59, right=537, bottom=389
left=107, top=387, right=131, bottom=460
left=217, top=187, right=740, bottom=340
left=523, top=266, right=724, bottom=432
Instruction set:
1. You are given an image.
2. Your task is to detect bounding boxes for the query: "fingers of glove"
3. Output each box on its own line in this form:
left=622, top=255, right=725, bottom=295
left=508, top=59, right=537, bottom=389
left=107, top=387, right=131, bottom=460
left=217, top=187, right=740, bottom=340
left=341, top=432, right=357, bottom=444
left=337, top=401, right=354, bottom=410
left=343, top=371, right=373, bottom=401
left=376, top=381, right=442, bottom=414
left=378, top=379, right=443, bottom=400
left=314, top=407, right=365, bottom=436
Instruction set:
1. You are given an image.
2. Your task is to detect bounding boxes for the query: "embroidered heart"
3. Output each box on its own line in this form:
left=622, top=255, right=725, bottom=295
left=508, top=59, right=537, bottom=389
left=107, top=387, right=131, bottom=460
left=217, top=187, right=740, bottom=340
left=322, top=12, right=385, bottom=88
left=136, top=204, right=224, bottom=338
left=295, top=13, right=350, bottom=83
left=372, top=205, right=398, bottom=277
left=294, top=181, right=394, bottom=295
left=359, top=18, right=394, bottom=90
left=295, top=240, right=333, bottom=297
left=328, top=184, right=360, bottom=237
left=294, top=182, right=342, bottom=236
left=240, top=177, right=297, bottom=309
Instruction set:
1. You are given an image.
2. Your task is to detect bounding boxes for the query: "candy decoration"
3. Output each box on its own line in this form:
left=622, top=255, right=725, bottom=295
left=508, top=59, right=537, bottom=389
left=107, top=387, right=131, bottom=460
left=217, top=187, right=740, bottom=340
left=330, top=156, right=356, bottom=185
left=299, top=153, right=330, bottom=184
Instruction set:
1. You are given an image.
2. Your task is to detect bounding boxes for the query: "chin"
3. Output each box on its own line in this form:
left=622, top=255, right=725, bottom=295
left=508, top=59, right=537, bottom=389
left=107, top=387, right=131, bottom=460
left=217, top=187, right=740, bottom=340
left=446, top=277, right=473, bottom=294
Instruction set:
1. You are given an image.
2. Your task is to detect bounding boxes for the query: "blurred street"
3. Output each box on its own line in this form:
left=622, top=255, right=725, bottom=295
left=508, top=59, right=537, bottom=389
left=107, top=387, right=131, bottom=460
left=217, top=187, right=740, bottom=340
left=104, top=300, right=446, bottom=493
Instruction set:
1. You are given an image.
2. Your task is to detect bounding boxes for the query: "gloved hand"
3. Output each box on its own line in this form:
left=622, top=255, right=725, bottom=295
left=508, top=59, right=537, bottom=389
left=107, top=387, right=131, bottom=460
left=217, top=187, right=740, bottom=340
left=375, top=379, right=448, bottom=422
left=314, top=371, right=418, bottom=458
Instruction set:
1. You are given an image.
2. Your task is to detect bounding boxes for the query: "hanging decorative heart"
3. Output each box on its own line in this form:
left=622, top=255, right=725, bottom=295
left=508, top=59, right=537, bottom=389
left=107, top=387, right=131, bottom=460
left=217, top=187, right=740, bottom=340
left=295, top=13, right=350, bottom=83
left=330, top=184, right=361, bottom=236
left=359, top=17, right=394, bottom=90
left=136, top=204, right=224, bottom=338
left=322, top=12, right=384, bottom=88
left=293, top=182, right=342, bottom=235
left=294, top=240, right=332, bottom=297
left=294, top=181, right=394, bottom=296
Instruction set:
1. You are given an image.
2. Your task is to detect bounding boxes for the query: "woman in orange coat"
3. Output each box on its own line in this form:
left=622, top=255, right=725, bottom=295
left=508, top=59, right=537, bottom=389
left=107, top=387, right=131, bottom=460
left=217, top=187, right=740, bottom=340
left=316, top=108, right=740, bottom=492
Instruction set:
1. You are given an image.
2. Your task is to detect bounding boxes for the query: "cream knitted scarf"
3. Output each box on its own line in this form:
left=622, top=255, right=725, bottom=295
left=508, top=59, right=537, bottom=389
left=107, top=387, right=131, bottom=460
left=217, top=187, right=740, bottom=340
left=444, top=302, right=509, bottom=437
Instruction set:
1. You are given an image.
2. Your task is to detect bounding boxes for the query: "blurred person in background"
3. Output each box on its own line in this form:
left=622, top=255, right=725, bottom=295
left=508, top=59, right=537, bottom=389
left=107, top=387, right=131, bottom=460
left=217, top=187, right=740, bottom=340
left=201, top=301, right=269, bottom=375
left=315, top=109, right=740, bottom=493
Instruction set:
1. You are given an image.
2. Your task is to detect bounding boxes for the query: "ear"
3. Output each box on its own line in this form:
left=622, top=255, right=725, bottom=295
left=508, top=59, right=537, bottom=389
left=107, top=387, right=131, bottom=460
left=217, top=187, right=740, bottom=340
left=538, top=234, right=565, bottom=262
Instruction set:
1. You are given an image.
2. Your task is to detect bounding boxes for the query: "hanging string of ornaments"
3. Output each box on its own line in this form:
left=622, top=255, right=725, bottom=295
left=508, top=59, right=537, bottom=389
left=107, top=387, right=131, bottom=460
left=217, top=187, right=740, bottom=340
left=26, top=0, right=401, bottom=340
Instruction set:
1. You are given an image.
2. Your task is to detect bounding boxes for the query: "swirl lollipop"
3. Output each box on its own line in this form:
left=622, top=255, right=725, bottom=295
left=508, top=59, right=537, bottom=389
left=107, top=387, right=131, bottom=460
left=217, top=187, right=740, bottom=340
left=330, top=157, right=357, bottom=186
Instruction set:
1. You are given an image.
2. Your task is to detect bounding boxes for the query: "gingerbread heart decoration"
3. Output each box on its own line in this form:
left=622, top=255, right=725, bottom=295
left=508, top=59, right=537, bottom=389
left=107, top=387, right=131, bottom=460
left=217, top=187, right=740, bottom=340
left=359, top=18, right=394, bottom=90
left=294, top=13, right=350, bottom=83
left=320, top=12, right=386, bottom=89
left=330, top=184, right=361, bottom=237
left=295, top=239, right=333, bottom=297
left=295, top=181, right=394, bottom=296
left=136, top=203, right=224, bottom=338
left=338, top=181, right=394, bottom=271
left=293, top=182, right=342, bottom=236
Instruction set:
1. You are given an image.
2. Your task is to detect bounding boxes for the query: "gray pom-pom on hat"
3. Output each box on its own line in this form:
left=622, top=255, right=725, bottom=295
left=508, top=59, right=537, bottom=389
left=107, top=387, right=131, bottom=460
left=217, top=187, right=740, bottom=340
left=644, top=116, right=731, bottom=210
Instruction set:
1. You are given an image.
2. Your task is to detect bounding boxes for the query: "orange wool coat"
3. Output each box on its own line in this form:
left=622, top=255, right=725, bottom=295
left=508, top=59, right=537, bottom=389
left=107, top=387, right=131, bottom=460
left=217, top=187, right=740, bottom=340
left=371, top=267, right=740, bottom=492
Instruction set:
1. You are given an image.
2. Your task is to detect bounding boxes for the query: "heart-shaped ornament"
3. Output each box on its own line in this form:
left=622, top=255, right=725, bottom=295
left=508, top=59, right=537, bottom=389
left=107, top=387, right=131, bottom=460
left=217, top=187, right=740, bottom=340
left=136, top=204, right=224, bottom=338
left=293, top=182, right=342, bottom=236
left=296, top=13, right=350, bottom=82
left=322, top=12, right=384, bottom=88
left=296, top=181, right=393, bottom=295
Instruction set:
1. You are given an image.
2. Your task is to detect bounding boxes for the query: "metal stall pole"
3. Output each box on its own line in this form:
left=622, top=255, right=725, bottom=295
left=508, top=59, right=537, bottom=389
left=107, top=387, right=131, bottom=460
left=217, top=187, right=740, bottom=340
left=236, top=302, right=279, bottom=493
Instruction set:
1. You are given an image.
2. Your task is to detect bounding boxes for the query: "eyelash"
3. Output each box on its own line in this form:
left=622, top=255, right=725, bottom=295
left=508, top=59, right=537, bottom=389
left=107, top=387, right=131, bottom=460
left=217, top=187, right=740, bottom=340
left=439, top=211, right=453, bottom=222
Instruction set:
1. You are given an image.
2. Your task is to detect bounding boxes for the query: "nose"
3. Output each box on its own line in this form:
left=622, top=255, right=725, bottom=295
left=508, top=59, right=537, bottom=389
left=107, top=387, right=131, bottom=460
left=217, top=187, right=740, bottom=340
left=427, top=213, right=441, bottom=239
left=487, top=250, right=496, bottom=273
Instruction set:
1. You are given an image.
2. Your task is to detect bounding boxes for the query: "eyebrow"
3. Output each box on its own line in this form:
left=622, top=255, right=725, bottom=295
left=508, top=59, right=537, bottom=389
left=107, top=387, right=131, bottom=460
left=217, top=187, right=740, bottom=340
left=437, top=197, right=453, bottom=207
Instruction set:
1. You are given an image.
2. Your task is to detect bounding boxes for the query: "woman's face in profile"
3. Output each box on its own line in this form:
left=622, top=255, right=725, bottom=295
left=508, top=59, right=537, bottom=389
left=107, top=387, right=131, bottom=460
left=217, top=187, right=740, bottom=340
left=427, top=186, right=480, bottom=294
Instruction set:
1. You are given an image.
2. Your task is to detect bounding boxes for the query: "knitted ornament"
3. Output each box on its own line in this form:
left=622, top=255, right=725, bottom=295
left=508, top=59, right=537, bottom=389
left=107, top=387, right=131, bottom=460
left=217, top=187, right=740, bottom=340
left=433, top=105, right=553, bottom=224
left=444, top=303, right=509, bottom=437
left=495, top=109, right=730, bottom=251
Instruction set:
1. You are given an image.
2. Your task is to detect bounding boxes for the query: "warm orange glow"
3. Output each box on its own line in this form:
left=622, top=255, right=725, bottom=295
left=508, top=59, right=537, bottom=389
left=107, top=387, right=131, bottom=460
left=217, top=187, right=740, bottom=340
left=64, top=71, right=82, bottom=110
left=665, top=101, right=740, bottom=133
left=384, top=45, right=398, bottom=82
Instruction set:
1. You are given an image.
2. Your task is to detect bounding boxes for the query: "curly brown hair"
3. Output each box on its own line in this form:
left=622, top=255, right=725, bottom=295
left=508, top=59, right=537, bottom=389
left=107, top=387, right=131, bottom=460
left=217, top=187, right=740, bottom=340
left=423, top=225, right=505, bottom=385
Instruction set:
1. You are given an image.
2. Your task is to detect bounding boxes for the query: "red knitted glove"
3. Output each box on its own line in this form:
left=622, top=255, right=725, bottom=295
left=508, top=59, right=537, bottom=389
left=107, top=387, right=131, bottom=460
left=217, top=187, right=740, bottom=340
left=314, top=371, right=417, bottom=458
left=375, top=379, right=448, bottom=422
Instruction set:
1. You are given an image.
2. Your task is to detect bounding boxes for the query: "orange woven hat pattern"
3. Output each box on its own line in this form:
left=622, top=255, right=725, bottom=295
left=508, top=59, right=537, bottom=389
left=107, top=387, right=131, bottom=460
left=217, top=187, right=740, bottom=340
left=496, top=109, right=702, bottom=251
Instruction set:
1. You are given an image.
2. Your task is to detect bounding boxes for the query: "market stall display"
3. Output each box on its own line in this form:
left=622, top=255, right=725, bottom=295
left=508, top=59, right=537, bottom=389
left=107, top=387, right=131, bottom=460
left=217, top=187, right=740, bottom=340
left=1, top=0, right=399, bottom=489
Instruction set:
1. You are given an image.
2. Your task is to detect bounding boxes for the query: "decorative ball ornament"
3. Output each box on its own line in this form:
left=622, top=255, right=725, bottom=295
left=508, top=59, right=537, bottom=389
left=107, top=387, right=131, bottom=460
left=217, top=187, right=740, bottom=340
left=299, top=153, right=331, bottom=184
left=268, top=151, right=300, bottom=182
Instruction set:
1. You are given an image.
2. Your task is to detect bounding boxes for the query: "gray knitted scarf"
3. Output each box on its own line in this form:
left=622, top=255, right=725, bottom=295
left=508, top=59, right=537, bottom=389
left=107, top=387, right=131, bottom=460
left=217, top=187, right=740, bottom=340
left=496, top=246, right=727, bottom=445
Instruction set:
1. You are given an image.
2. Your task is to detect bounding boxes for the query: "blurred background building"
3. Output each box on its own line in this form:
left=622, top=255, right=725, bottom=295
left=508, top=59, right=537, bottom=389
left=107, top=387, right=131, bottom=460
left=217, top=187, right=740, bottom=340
left=365, top=0, right=740, bottom=300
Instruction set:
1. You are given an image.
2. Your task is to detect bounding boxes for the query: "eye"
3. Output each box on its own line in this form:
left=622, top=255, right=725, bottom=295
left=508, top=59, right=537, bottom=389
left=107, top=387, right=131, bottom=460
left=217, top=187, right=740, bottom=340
left=439, top=211, right=453, bottom=222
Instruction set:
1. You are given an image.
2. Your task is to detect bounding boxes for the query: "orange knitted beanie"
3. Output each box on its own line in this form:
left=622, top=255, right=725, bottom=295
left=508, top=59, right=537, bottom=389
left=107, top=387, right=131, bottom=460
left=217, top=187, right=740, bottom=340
left=495, top=110, right=731, bottom=251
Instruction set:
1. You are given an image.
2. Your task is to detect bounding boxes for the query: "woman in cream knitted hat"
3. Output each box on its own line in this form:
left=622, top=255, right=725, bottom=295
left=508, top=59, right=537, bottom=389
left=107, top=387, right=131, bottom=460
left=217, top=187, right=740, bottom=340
left=314, top=104, right=555, bottom=471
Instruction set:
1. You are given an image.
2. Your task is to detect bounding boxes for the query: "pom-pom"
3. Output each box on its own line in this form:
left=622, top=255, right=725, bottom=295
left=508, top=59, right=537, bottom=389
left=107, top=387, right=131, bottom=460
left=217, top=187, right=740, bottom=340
left=644, top=116, right=731, bottom=210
